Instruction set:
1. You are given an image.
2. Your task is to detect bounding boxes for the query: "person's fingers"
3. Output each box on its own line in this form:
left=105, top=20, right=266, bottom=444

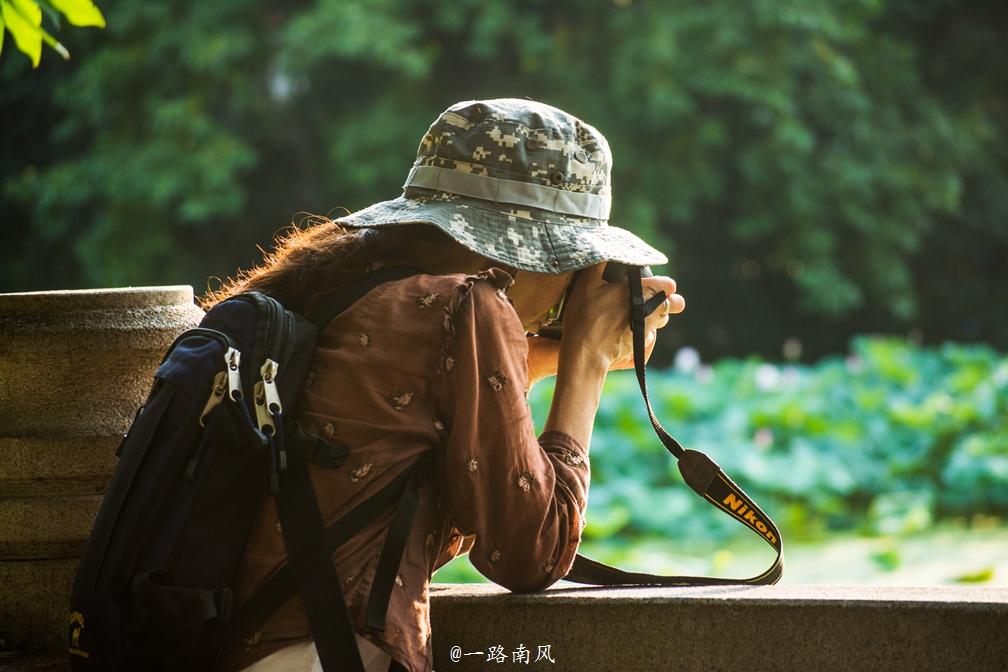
left=669, top=293, right=685, bottom=313
left=641, top=276, right=683, bottom=323
left=645, top=294, right=685, bottom=322
left=644, top=300, right=671, bottom=331
left=566, top=268, right=685, bottom=369
left=651, top=292, right=685, bottom=318
left=641, top=276, right=676, bottom=301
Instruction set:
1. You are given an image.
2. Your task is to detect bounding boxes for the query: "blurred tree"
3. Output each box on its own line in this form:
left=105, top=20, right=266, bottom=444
left=881, top=0, right=1008, bottom=355
left=1, top=0, right=1005, bottom=361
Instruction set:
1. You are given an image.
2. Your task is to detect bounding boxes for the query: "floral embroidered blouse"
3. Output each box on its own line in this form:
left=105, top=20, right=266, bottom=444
left=221, top=267, right=591, bottom=672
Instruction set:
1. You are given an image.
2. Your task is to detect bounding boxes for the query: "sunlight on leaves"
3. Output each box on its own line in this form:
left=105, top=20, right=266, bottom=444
left=1, top=0, right=104, bottom=66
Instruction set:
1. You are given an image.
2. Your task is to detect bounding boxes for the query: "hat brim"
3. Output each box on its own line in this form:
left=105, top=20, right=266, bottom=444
left=334, top=188, right=668, bottom=274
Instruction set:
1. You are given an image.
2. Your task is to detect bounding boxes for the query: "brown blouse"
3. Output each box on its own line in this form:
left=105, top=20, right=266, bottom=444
left=221, top=267, right=590, bottom=672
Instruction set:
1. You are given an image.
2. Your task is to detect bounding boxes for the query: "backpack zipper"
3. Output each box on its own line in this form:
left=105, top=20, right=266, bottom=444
left=244, top=295, right=288, bottom=425
left=232, top=293, right=290, bottom=385
left=199, top=371, right=228, bottom=427
left=239, top=293, right=293, bottom=494
left=262, top=297, right=290, bottom=415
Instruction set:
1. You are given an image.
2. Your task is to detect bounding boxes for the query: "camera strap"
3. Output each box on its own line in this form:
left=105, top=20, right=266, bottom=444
left=563, top=266, right=784, bottom=586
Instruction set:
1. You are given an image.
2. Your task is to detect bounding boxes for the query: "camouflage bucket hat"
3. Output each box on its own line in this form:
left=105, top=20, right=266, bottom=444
left=336, top=98, right=668, bottom=274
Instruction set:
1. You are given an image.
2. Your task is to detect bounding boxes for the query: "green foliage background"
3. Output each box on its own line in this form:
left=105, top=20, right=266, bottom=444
left=2, top=0, right=1006, bottom=363
left=538, top=336, right=1008, bottom=544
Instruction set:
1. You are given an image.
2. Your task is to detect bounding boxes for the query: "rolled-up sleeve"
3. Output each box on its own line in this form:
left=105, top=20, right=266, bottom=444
left=434, top=274, right=590, bottom=593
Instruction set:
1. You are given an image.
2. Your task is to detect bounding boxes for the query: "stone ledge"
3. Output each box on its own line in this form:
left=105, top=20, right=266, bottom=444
left=432, top=581, right=1008, bottom=605
left=428, top=583, right=1008, bottom=671
left=0, top=285, right=198, bottom=314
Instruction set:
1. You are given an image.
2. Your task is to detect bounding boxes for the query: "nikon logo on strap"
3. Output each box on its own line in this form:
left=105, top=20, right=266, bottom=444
left=722, top=493, right=778, bottom=546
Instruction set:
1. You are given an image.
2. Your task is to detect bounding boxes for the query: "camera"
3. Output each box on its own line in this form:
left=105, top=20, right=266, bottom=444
left=534, top=263, right=654, bottom=340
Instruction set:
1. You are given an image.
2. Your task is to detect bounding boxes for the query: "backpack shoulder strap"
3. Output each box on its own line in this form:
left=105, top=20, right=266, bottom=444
left=275, top=445, right=365, bottom=671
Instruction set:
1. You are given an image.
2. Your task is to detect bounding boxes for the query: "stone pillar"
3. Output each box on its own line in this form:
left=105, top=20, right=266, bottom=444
left=0, top=286, right=204, bottom=654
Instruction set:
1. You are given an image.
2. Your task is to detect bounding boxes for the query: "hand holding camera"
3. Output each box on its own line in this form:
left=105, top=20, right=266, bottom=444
left=556, top=262, right=683, bottom=371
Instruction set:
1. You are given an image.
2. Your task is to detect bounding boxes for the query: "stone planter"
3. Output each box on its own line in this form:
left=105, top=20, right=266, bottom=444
left=0, top=286, right=204, bottom=653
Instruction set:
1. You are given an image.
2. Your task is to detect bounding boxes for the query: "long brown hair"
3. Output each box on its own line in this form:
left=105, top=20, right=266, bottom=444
left=200, top=216, right=499, bottom=312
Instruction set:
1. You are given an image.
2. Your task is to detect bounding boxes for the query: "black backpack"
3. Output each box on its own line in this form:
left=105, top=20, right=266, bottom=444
left=69, top=265, right=426, bottom=672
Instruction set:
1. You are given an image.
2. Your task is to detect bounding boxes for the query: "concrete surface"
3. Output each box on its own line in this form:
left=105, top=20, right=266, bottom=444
left=0, top=286, right=204, bottom=653
left=427, top=582, right=1008, bottom=671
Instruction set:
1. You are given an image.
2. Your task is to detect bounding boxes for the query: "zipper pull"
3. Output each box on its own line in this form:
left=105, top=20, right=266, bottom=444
left=199, top=371, right=228, bottom=427
left=259, top=359, right=282, bottom=415
left=225, top=347, right=243, bottom=400
left=253, top=380, right=276, bottom=437
left=259, top=359, right=288, bottom=474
